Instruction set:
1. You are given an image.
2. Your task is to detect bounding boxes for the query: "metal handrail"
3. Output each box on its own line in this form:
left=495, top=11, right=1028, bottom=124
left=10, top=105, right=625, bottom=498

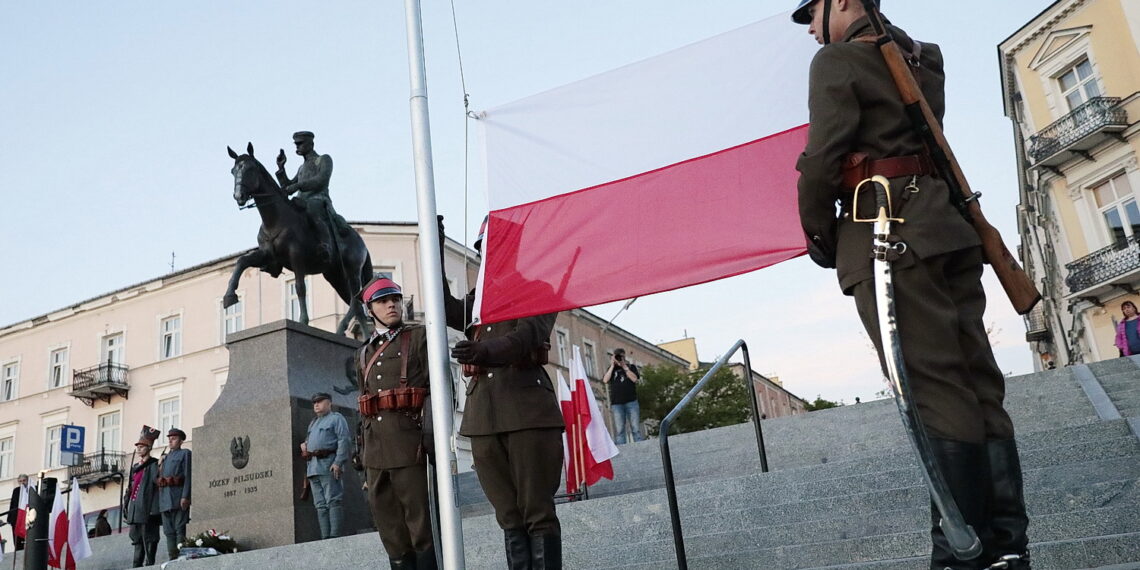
left=659, top=339, right=767, bottom=570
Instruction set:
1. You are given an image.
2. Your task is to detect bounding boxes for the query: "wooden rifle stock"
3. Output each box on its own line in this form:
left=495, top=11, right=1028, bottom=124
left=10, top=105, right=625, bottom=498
left=859, top=1, right=1041, bottom=315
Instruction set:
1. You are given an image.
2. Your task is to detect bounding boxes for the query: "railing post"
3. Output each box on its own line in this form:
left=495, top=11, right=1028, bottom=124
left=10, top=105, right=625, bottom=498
left=740, top=343, right=768, bottom=473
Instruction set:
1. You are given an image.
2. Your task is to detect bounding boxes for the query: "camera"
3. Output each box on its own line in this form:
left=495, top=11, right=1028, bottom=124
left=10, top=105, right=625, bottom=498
left=613, top=351, right=624, bottom=362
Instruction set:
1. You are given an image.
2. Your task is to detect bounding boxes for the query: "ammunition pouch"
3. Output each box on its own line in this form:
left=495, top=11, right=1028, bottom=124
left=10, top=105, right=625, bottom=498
left=155, top=476, right=185, bottom=487
left=841, top=152, right=933, bottom=191
left=358, top=386, right=427, bottom=415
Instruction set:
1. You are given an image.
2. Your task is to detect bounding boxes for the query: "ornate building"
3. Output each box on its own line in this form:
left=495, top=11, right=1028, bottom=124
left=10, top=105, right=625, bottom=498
left=1000, top=0, right=1140, bottom=367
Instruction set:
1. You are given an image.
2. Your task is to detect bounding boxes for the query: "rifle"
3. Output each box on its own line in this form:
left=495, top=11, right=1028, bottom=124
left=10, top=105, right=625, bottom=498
left=859, top=0, right=1041, bottom=315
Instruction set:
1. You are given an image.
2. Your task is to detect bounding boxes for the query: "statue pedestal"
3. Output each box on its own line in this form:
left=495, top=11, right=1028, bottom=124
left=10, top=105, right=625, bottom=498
left=191, top=320, right=371, bottom=549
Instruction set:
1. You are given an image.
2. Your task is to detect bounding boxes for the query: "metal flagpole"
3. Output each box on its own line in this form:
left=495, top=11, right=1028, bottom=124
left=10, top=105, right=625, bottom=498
left=402, top=1, right=466, bottom=568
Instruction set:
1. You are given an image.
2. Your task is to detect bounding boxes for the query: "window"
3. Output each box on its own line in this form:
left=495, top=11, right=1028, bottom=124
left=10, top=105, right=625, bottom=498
left=44, top=425, right=62, bottom=469
left=285, top=278, right=311, bottom=321
left=1058, top=58, right=1100, bottom=111
left=48, top=348, right=69, bottom=389
left=0, top=437, right=13, bottom=480
left=160, top=316, right=181, bottom=359
left=582, top=341, right=598, bottom=378
left=158, top=397, right=181, bottom=432
left=101, top=333, right=124, bottom=365
left=556, top=330, right=569, bottom=366
left=222, top=296, right=244, bottom=337
left=2, top=361, right=18, bottom=401
left=97, top=411, right=121, bottom=453
left=1093, top=173, right=1139, bottom=245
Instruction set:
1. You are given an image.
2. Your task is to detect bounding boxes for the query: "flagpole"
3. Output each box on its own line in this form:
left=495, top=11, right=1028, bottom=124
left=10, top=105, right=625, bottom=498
left=402, top=1, right=466, bottom=568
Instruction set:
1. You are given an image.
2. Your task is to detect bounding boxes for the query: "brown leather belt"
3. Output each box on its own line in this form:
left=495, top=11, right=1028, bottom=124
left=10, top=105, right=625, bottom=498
left=842, top=153, right=934, bottom=191
left=301, top=448, right=335, bottom=460
left=156, top=476, right=185, bottom=487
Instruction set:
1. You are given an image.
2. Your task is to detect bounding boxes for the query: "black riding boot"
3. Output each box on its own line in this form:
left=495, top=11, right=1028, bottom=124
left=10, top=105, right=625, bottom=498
left=504, top=528, right=531, bottom=570
left=929, top=438, right=990, bottom=570
left=984, top=439, right=1031, bottom=569
left=415, top=546, right=439, bottom=570
left=529, top=533, right=562, bottom=570
left=389, top=552, right=417, bottom=569
left=145, top=539, right=159, bottom=566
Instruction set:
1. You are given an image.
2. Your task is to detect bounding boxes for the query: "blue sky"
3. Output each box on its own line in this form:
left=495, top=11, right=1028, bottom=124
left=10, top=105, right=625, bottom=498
left=1, top=1, right=1055, bottom=403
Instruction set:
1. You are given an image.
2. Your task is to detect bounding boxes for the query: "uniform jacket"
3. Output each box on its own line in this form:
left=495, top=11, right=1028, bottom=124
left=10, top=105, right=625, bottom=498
left=796, top=17, right=978, bottom=294
left=305, top=412, right=352, bottom=477
left=443, top=289, right=564, bottom=437
left=356, top=324, right=430, bottom=470
left=125, top=458, right=160, bottom=523
left=158, top=448, right=192, bottom=511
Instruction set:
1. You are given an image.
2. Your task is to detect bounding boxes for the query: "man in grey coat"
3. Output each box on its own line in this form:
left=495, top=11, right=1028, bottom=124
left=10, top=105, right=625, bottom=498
left=125, top=426, right=161, bottom=567
left=158, top=428, right=192, bottom=560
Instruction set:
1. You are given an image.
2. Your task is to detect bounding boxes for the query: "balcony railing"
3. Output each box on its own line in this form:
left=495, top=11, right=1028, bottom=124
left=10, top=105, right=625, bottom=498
left=70, top=361, right=130, bottom=407
left=1027, top=97, right=1127, bottom=166
left=1065, top=234, right=1140, bottom=294
left=68, top=449, right=129, bottom=489
left=1023, top=303, right=1050, bottom=343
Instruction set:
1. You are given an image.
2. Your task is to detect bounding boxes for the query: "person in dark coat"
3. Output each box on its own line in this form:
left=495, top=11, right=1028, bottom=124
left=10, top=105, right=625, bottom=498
left=157, top=428, right=192, bottom=561
left=440, top=216, right=565, bottom=569
left=125, top=427, right=162, bottom=567
left=791, top=1, right=1030, bottom=568
left=93, top=509, right=113, bottom=537
left=356, top=277, right=436, bottom=569
left=5, top=474, right=29, bottom=551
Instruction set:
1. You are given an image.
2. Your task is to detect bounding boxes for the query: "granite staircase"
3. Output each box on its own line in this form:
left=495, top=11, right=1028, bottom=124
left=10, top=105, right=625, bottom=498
left=68, top=359, right=1140, bottom=569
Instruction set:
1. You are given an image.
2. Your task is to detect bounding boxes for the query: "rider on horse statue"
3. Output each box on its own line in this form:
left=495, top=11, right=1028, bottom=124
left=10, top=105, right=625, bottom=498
left=276, top=131, right=351, bottom=264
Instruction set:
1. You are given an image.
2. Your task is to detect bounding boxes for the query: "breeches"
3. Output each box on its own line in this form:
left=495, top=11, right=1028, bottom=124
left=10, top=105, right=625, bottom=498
left=470, top=428, right=564, bottom=535
left=852, top=247, right=1014, bottom=443
left=366, top=463, right=434, bottom=557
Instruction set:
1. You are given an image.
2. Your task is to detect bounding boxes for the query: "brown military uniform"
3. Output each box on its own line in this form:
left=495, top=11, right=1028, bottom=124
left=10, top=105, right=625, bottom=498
left=356, top=324, right=433, bottom=559
left=796, top=17, right=1012, bottom=445
left=443, top=289, right=564, bottom=536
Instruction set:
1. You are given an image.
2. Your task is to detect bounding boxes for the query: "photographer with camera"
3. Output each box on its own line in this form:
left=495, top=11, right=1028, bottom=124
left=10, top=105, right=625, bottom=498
left=603, top=348, right=643, bottom=444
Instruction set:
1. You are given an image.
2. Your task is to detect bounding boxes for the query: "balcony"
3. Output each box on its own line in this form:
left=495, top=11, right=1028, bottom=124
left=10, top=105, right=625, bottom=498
left=1027, top=97, right=1128, bottom=167
left=1065, top=235, right=1140, bottom=298
left=70, top=361, right=130, bottom=407
left=68, top=449, right=129, bottom=490
left=1023, top=303, right=1051, bottom=343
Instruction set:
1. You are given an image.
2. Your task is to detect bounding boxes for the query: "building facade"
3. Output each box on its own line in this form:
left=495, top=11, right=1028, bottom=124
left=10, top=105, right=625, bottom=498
left=1000, top=0, right=1140, bottom=367
left=0, top=221, right=687, bottom=549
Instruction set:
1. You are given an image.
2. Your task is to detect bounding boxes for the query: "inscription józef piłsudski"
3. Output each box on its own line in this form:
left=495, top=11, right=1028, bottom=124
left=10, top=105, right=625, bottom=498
left=209, top=469, right=274, bottom=498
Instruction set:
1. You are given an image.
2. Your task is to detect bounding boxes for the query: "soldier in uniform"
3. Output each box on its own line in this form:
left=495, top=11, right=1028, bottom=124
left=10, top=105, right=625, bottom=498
left=440, top=216, right=565, bottom=569
left=356, top=276, right=437, bottom=569
left=157, top=428, right=192, bottom=561
left=274, top=131, right=350, bottom=264
left=791, top=1, right=1030, bottom=568
left=125, top=426, right=162, bottom=567
left=301, top=392, right=352, bottom=539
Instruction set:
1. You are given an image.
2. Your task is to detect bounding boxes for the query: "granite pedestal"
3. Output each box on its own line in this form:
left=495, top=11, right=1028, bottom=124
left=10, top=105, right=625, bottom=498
left=191, top=320, right=372, bottom=551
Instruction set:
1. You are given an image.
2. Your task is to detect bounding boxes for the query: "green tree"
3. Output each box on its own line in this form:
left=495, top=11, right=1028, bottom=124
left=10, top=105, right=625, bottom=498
left=804, top=395, right=842, bottom=411
left=638, top=364, right=753, bottom=436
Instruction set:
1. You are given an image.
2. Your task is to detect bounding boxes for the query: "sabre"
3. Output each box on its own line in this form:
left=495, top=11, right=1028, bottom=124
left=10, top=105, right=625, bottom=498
left=854, top=175, right=983, bottom=561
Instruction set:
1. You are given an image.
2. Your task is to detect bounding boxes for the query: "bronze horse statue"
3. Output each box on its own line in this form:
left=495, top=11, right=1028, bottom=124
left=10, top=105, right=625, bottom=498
left=224, top=143, right=373, bottom=336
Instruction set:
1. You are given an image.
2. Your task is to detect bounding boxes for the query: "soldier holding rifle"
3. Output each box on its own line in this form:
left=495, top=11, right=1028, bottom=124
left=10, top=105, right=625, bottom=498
left=791, top=1, right=1031, bottom=568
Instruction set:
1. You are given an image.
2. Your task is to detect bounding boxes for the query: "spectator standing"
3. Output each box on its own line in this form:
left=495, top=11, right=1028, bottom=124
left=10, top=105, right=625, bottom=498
left=93, top=509, right=113, bottom=537
left=603, top=348, right=644, bottom=444
left=1114, top=300, right=1140, bottom=356
left=6, top=474, right=29, bottom=551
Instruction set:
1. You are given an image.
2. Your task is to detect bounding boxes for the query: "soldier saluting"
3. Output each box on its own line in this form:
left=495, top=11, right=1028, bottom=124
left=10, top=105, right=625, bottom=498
left=355, top=277, right=437, bottom=569
left=791, top=1, right=1030, bottom=568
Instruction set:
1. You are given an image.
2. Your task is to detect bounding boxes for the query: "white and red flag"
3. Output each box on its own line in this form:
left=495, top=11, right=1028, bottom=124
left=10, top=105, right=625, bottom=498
left=561, top=346, right=619, bottom=494
left=472, top=10, right=815, bottom=324
left=47, top=484, right=71, bottom=569
left=67, top=478, right=93, bottom=564
left=14, top=483, right=31, bottom=539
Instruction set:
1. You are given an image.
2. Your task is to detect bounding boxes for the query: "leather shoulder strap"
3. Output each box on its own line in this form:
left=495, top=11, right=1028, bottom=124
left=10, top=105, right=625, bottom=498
left=399, top=332, right=411, bottom=387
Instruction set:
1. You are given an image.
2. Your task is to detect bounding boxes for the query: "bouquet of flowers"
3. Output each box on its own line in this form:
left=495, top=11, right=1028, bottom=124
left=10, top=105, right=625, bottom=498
left=179, top=529, right=239, bottom=555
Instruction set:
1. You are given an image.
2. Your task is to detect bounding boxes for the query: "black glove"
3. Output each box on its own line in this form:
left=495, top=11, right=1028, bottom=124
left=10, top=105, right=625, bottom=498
left=805, top=230, right=836, bottom=269
left=452, top=340, right=487, bottom=364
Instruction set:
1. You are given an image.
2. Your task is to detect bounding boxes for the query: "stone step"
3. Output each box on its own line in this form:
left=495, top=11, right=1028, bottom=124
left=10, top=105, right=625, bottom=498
left=1086, top=357, right=1140, bottom=376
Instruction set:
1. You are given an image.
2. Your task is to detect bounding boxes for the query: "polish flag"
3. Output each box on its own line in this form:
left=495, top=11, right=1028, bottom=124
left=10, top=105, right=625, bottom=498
left=556, top=370, right=583, bottom=493
left=566, top=346, right=618, bottom=492
left=67, top=478, right=93, bottom=564
left=14, top=484, right=30, bottom=539
left=472, top=10, right=815, bottom=324
left=47, top=485, right=73, bottom=569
